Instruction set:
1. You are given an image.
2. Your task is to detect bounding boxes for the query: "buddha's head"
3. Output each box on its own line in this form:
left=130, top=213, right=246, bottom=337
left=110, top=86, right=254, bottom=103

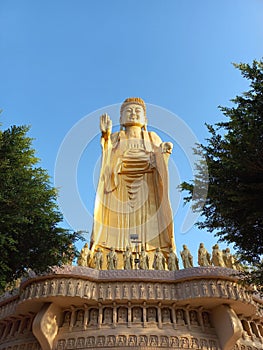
left=120, top=97, right=147, bottom=129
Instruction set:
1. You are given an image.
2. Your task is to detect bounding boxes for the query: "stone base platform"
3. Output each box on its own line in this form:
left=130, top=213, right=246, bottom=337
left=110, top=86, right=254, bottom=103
left=0, top=266, right=262, bottom=350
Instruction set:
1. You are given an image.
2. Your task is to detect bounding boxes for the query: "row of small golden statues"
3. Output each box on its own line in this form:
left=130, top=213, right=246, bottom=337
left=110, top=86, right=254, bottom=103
left=76, top=242, right=239, bottom=271
left=75, top=98, right=240, bottom=272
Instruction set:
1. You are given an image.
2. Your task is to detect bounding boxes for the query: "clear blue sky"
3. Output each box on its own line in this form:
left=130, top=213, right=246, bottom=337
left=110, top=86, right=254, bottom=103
left=0, top=0, right=262, bottom=265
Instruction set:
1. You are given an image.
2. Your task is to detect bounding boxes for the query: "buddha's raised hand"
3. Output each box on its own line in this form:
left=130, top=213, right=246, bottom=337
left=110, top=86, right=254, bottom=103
left=100, top=113, right=112, bottom=136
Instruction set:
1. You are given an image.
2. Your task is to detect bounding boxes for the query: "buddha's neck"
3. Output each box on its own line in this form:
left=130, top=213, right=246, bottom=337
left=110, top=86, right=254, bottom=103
left=125, top=126, right=142, bottom=138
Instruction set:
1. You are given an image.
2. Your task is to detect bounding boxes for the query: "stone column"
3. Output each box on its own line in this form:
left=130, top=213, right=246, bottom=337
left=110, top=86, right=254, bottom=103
left=17, top=318, right=24, bottom=334
left=0, top=323, right=5, bottom=339
left=198, top=307, right=204, bottom=331
left=243, top=318, right=253, bottom=337
left=252, top=322, right=261, bottom=339
left=98, top=303, right=103, bottom=329
left=2, top=322, right=10, bottom=339
left=171, top=303, right=176, bottom=329
left=158, top=302, right=162, bottom=329
left=212, top=304, right=243, bottom=350
left=83, top=304, right=89, bottom=330
left=69, top=306, right=75, bottom=330
left=143, top=301, right=147, bottom=327
left=185, top=307, right=191, bottom=331
left=113, top=302, right=117, bottom=328
left=32, top=302, right=61, bottom=350
left=28, top=313, right=35, bottom=331
left=128, top=302, right=131, bottom=328
left=9, top=320, right=16, bottom=337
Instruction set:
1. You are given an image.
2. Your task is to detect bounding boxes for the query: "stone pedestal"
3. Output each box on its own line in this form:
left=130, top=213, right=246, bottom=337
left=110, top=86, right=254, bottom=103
left=0, top=266, right=262, bottom=350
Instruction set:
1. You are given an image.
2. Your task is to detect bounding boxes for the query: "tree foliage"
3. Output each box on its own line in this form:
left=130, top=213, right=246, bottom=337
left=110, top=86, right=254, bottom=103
left=0, top=124, right=81, bottom=292
left=181, top=60, right=263, bottom=285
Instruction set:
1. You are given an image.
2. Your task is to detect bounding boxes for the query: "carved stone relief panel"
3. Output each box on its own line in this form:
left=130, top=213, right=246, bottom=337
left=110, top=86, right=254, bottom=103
left=53, top=334, right=222, bottom=350
left=102, top=307, right=113, bottom=325
left=189, top=310, right=199, bottom=326
left=132, top=306, right=143, bottom=323
left=88, top=308, right=98, bottom=326
left=117, top=307, right=127, bottom=324
left=147, top=307, right=157, bottom=322
left=161, top=307, right=171, bottom=323
left=176, top=309, right=186, bottom=325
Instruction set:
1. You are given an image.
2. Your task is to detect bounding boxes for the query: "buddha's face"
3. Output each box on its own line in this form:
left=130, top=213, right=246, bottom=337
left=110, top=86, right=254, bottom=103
left=120, top=103, right=146, bottom=127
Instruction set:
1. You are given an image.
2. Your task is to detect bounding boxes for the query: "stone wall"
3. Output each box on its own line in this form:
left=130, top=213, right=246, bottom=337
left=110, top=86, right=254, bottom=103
left=0, top=267, right=262, bottom=350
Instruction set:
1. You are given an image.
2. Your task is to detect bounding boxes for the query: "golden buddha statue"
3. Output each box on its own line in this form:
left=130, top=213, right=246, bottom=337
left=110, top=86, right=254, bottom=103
left=90, top=97, right=175, bottom=264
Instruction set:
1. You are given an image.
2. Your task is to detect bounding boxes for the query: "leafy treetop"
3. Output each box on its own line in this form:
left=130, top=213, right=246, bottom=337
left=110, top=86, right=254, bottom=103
left=181, top=60, right=263, bottom=287
left=0, top=124, right=81, bottom=292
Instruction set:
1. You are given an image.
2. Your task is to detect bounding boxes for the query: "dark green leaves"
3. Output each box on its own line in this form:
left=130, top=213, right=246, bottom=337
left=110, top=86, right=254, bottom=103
left=0, top=124, right=81, bottom=292
left=181, top=60, right=263, bottom=288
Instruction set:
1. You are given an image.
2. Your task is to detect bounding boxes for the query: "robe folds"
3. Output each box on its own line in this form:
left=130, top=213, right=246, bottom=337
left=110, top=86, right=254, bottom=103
left=90, top=130, right=175, bottom=255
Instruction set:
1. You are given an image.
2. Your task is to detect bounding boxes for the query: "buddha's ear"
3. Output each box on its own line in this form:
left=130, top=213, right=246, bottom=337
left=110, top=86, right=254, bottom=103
left=143, top=117, right=148, bottom=131
left=119, top=117, right=124, bottom=130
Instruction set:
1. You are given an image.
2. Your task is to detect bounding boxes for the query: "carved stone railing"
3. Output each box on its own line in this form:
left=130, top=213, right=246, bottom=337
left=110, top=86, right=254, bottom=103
left=0, top=266, right=262, bottom=350
left=0, top=266, right=259, bottom=321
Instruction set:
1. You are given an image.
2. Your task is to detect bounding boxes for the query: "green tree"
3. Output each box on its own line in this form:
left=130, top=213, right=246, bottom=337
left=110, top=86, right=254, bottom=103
left=181, top=60, right=263, bottom=286
left=0, top=124, right=81, bottom=292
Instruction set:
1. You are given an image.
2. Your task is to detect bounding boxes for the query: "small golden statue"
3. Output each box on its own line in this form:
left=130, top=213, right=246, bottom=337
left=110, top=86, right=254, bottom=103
left=123, top=246, right=133, bottom=270
left=139, top=246, right=149, bottom=270
left=180, top=244, right=193, bottom=268
left=77, top=243, right=91, bottom=267
left=211, top=244, right=225, bottom=267
left=93, top=248, right=103, bottom=270
left=167, top=247, right=179, bottom=271
left=152, top=247, right=166, bottom=270
left=107, top=247, right=118, bottom=270
left=198, top=243, right=211, bottom=267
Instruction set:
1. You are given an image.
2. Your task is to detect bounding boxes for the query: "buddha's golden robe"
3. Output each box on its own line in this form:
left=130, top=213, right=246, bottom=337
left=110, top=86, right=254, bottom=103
left=90, top=130, right=175, bottom=255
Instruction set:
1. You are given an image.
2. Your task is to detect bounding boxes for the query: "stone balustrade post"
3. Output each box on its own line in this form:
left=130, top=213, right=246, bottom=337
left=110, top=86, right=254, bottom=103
left=185, top=306, right=191, bottom=331
left=128, top=302, right=131, bottom=328
left=83, top=304, right=88, bottom=330
left=113, top=302, right=117, bottom=328
left=98, top=303, right=102, bottom=329
left=69, top=306, right=76, bottom=330
left=143, top=301, right=147, bottom=327
left=171, top=303, right=176, bottom=329
left=158, top=302, right=162, bottom=329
